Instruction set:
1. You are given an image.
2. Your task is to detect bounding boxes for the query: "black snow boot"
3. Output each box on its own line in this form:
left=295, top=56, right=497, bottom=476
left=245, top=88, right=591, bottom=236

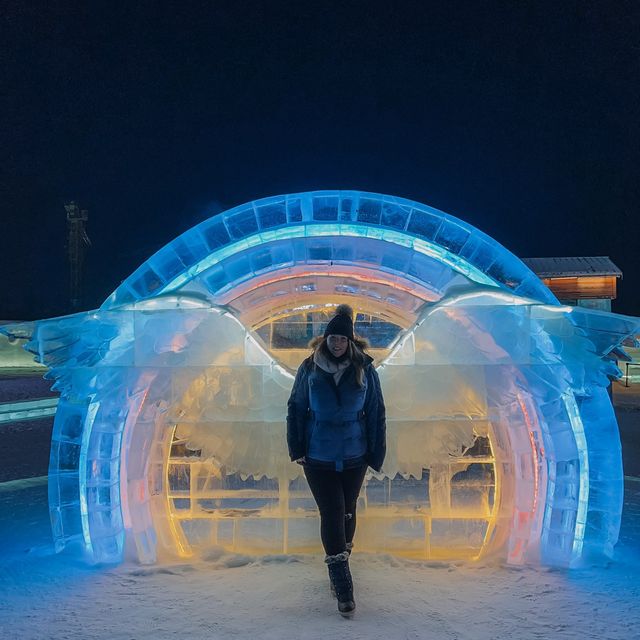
left=325, top=552, right=355, bottom=617
left=329, top=544, right=353, bottom=597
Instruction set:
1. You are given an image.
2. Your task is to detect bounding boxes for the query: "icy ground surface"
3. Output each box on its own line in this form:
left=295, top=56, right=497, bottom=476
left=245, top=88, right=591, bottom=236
left=0, top=479, right=638, bottom=640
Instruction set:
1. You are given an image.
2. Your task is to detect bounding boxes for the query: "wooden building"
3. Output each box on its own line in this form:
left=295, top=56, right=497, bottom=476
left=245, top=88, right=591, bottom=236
left=522, top=256, right=622, bottom=312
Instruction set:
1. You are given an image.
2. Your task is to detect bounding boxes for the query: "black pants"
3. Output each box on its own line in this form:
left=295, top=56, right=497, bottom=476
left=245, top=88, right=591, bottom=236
left=304, top=464, right=368, bottom=556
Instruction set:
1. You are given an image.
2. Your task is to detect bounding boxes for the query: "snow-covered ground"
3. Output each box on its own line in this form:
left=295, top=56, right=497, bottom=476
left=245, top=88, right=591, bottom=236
left=1, top=477, right=639, bottom=640
left=1, top=373, right=639, bottom=639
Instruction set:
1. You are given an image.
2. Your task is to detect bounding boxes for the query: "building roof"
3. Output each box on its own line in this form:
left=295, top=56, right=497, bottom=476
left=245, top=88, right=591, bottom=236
left=521, top=256, right=622, bottom=279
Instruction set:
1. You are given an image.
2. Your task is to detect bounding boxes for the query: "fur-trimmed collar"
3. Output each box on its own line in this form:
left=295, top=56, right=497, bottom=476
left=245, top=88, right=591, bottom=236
left=313, top=349, right=351, bottom=376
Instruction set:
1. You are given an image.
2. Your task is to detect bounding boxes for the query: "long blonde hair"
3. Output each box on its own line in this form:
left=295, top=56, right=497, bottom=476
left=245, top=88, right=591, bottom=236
left=308, top=334, right=370, bottom=387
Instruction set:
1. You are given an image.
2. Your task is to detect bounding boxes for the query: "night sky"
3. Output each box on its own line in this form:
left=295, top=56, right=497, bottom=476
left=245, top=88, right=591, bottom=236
left=2, top=2, right=639, bottom=319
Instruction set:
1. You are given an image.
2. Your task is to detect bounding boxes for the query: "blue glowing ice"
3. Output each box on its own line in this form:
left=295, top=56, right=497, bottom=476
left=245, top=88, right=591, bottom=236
left=2, top=191, right=637, bottom=567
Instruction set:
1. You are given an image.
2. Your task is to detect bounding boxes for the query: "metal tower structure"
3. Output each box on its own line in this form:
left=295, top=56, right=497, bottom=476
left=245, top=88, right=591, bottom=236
left=65, top=202, right=91, bottom=310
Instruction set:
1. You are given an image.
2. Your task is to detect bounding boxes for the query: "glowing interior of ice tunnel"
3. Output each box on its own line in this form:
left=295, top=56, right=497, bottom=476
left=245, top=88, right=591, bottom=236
left=11, top=190, right=640, bottom=568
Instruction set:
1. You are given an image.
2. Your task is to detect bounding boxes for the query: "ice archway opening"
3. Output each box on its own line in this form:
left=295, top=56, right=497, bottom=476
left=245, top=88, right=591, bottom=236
left=10, top=191, right=638, bottom=567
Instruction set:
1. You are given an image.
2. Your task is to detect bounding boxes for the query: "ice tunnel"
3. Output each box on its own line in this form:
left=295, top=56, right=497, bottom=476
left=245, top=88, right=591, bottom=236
left=5, top=190, right=640, bottom=567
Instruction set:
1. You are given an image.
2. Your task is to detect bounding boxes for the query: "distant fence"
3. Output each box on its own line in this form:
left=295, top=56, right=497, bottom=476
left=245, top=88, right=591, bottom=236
left=0, top=397, right=58, bottom=424
left=622, top=362, right=640, bottom=387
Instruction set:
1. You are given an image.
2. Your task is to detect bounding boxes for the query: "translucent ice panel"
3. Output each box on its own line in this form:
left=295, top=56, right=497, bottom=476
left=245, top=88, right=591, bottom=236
left=104, top=191, right=557, bottom=309
left=4, top=263, right=637, bottom=567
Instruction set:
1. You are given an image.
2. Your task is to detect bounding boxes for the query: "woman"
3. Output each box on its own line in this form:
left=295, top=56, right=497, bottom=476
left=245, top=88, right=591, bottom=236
left=286, top=304, right=386, bottom=617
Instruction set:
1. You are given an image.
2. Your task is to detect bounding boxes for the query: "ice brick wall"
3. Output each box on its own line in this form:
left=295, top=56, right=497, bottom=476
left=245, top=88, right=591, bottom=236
left=8, top=291, right=634, bottom=566
left=3, top=191, right=637, bottom=567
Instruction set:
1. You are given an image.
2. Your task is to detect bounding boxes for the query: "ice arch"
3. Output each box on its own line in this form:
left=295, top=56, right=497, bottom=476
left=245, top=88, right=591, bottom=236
left=5, top=191, right=638, bottom=567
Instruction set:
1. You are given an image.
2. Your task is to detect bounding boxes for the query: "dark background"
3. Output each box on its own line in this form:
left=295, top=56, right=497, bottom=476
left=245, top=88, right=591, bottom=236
left=2, top=1, right=639, bottom=319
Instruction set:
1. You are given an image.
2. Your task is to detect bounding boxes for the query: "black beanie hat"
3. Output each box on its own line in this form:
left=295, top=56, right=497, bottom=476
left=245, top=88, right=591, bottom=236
left=324, top=304, right=354, bottom=340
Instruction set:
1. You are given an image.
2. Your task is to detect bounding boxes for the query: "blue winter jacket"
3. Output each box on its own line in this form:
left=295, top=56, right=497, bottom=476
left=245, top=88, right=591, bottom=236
left=286, top=354, right=386, bottom=472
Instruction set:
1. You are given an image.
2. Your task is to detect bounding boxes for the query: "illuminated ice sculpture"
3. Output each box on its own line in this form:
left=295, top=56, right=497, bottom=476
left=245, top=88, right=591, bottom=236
left=4, top=191, right=639, bottom=567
